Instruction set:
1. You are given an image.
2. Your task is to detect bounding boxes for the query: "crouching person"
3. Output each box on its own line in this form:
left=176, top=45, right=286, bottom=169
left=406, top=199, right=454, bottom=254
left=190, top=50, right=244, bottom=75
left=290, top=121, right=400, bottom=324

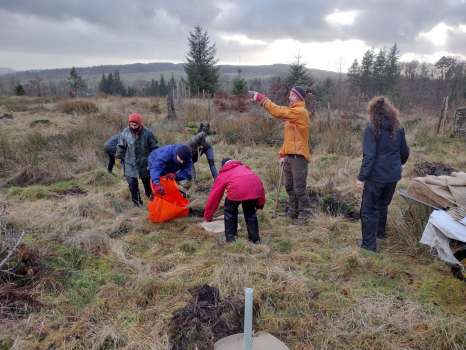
left=116, top=113, right=158, bottom=207
left=148, top=144, right=193, bottom=196
left=204, top=158, right=266, bottom=244
left=104, top=133, right=120, bottom=174
left=187, top=122, right=218, bottom=180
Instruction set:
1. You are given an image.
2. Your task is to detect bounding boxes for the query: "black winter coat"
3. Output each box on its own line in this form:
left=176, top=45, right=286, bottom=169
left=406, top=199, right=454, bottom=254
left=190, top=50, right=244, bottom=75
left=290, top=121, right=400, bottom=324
left=358, top=120, right=410, bottom=183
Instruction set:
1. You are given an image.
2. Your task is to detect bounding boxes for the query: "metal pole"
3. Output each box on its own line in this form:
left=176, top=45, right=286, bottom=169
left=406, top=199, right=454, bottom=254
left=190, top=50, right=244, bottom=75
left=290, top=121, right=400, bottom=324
left=244, top=288, right=253, bottom=350
left=273, top=161, right=285, bottom=217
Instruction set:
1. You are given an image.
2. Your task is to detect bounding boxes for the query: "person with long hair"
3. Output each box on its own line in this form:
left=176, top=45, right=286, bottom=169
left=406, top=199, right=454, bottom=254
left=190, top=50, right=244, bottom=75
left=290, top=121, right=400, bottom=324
left=357, top=96, right=410, bottom=252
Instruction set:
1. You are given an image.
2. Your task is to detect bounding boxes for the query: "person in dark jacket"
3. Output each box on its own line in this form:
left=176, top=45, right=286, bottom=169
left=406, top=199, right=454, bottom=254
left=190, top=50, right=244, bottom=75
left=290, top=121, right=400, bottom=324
left=104, top=133, right=120, bottom=173
left=357, top=96, right=410, bottom=252
left=115, top=113, right=158, bottom=207
left=187, top=122, right=218, bottom=180
left=204, top=158, right=266, bottom=244
left=148, top=144, right=193, bottom=195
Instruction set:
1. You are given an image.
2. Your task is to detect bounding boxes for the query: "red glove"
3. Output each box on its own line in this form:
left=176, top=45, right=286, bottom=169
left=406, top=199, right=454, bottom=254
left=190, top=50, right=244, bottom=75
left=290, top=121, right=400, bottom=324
left=248, top=90, right=266, bottom=103
left=165, top=173, right=176, bottom=180
left=151, top=182, right=165, bottom=196
left=256, top=203, right=264, bottom=210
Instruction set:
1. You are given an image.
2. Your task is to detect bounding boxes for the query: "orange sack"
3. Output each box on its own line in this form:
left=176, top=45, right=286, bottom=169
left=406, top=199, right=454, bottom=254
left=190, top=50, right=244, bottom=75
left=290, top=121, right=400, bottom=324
left=148, top=177, right=189, bottom=223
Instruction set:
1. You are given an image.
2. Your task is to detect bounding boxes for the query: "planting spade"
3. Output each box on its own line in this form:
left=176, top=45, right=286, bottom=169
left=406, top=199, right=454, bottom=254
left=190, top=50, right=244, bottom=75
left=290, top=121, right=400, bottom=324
left=214, top=288, right=289, bottom=350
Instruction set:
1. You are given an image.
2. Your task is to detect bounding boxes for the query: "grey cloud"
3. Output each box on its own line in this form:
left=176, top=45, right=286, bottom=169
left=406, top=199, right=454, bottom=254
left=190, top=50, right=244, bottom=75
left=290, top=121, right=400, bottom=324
left=0, top=0, right=465, bottom=69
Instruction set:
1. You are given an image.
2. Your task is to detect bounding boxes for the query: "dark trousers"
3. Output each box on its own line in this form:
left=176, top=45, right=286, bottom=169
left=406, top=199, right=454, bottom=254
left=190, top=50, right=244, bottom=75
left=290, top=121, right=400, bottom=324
left=192, top=148, right=218, bottom=180
left=126, top=176, right=152, bottom=205
left=284, top=155, right=311, bottom=218
left=106, top=151, right=115, bottom=173
left=360, top=181, right=397, bottom=251
left=224, top=198, right=260, bottom=243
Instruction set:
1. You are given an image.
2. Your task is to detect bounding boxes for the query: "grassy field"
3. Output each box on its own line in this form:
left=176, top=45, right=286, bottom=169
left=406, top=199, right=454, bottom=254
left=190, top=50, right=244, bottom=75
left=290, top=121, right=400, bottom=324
left=0, top=95, right=465, bottom=349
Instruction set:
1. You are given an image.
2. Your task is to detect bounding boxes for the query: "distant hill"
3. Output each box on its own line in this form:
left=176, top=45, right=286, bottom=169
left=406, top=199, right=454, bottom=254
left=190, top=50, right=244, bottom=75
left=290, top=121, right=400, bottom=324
left=2, top=62, right=342, bottom=84
left=0, top=67, right=14, bottom=75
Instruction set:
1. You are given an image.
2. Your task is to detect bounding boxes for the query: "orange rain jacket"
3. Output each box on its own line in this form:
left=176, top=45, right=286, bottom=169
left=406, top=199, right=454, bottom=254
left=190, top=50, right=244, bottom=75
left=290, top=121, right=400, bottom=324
left=261, top=99, right=311, bottom=160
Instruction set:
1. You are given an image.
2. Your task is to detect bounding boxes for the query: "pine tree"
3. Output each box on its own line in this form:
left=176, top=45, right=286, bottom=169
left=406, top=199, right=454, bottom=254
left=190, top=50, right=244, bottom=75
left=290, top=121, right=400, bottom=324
left=286, top=55, right=313, bottom=89
left=14, top=83, right=26, bottom=96
left=360, top=49, right=375, bottom=97
left=159, top=75, right=168, bottom=96
left=232, top=69, right=248, bottom=96
left=98, top=74, right=108, bottom=94
left=67, top=67, right=86, bottom=97
left=347, top=59, right=360, bottom=94
left=385, top=43, right=400, bottom=91
left=112, top=71, right=126, bottom=95
left=373, top=49, right=386, bottom=94
left=184, top=25, right=219, bottom=95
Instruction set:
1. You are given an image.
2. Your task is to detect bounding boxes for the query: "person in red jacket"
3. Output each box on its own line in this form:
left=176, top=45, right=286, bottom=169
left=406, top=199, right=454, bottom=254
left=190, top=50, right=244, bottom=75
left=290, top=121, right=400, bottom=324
left=204, top=158, right=266, bottom=244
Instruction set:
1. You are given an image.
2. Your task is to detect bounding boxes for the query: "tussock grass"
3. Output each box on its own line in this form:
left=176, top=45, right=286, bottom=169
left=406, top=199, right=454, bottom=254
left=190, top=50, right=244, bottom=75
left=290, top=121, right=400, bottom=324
left=59, top=99, right=99, bottom=114
left=1, top=97, right=466, bottom=349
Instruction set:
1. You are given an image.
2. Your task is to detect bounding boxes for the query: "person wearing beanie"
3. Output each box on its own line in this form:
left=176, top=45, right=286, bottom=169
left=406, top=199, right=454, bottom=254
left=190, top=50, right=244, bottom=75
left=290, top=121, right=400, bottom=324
left=115, top=112, right=158, bottom=207
left=186, top=122, right=218, bottom=180
left=148, top=144, right=193, bottom=195
left=204, top=158, right=265, bottom=244
left=249, top=86, right=312, bottom=225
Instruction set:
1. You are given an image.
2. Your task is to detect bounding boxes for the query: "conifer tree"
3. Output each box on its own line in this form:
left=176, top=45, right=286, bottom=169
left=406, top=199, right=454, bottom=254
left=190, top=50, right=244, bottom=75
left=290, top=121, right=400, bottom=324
left=184, top=25, right=219, bottom=95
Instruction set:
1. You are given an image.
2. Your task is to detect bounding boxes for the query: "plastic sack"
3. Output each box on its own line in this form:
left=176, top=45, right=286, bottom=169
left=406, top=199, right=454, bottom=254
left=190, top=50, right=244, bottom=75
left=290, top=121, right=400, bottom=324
left=148, top=177, right=189, bottom=223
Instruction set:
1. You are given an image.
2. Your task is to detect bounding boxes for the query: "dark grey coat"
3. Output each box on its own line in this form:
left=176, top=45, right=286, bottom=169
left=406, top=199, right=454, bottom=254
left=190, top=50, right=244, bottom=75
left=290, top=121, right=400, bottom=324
left=187, top=131, right=212, bottom=162
left=115, top=127, right=158, bottom=178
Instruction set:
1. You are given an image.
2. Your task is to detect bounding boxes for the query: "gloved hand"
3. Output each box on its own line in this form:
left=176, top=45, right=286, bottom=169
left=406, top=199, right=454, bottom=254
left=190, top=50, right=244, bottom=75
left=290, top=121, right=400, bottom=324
left=165, top=173, right=176, bottom=180
left=279, top=155, right=285, bottom=165
left=151, top=182, right=165, bottom=196
left=248, top=90, right=266, bottom=103
left=256, top=203, right=264, bottom=210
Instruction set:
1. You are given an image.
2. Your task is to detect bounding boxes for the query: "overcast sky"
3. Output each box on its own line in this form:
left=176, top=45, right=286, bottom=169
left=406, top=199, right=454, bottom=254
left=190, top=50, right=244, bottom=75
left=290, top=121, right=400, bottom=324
left=1, top=0, right=466, bottom=72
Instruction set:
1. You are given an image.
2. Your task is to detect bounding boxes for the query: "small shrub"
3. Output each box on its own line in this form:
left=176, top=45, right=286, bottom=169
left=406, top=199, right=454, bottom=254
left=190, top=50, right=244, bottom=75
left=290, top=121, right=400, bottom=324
left=85, top=168, right=118, bottom=187
left=59, top=100, right=99, bottom=114
left=179, top=241, right=197, bottom=254
left=8, top=185, right=51, bottom=200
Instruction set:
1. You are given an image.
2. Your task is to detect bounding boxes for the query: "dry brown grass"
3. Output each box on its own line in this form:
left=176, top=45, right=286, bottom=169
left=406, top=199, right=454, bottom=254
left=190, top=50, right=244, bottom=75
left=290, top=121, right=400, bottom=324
left=58, top=99, right=99, bottom=114
left=1, top=97, right=466, bottom=350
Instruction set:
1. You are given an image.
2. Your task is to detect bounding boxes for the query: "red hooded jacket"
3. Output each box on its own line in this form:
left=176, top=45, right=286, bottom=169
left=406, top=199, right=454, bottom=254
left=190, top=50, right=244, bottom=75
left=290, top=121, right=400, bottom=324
left=204, top=160, right=266, bottom=221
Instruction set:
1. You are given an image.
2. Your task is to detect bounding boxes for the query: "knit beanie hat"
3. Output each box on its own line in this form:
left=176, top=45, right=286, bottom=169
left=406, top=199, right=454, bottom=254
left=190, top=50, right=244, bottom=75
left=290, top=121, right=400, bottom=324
left=291, top=86, right=306, bottom=101
left=176, top=144, right=192, bottom=162
left=221, top=157, right=232, bottom=167
left=128, top=112, right=143, bottom=125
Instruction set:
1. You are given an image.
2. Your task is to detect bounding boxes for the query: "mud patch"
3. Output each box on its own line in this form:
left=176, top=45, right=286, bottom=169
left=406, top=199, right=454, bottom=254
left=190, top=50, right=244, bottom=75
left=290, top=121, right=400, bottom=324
left=0, top=113, right=13, bottom=120
left=309, top=189, right=360, bottom=220
left=169, top=284, right=253, bottom=350
left=30, top=119, right=52, bottom=127
left=0, top=245, right=44, bottom=320
left=413, top=161, right=456, bottom=177
left=189, top=207, right=205, bottom=218
left=53, top=185, right=87, bottom=196
left=195, top=182, right=212, bottom=194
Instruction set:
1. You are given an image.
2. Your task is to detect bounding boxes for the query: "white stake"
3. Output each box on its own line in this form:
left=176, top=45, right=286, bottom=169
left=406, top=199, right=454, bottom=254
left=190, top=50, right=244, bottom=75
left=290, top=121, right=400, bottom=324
left=244, top=288, right=253, bottom=350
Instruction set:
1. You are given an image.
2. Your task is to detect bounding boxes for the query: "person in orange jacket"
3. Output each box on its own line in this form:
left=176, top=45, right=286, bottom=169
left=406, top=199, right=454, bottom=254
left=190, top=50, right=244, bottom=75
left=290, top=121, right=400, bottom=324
left=249, top=86, right=312, bottom=224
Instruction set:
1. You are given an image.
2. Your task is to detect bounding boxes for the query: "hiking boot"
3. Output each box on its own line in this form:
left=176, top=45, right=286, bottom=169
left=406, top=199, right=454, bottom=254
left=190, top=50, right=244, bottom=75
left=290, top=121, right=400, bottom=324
left=357, top=239, right=377, bottom=253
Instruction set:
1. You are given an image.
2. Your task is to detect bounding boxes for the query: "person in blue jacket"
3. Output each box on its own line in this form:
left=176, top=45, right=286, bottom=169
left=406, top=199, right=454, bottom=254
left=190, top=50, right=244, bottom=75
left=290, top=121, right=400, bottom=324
left=148, top=144, right=193, bottom=195
left=103, top=133, right=121, bottom=173
left=357, top=96, right=410, bottom=252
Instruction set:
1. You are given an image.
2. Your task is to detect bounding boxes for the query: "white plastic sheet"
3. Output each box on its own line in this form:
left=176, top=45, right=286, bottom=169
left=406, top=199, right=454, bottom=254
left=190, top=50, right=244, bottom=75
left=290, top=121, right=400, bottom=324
left=420, top=210, right=466, bottom=265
